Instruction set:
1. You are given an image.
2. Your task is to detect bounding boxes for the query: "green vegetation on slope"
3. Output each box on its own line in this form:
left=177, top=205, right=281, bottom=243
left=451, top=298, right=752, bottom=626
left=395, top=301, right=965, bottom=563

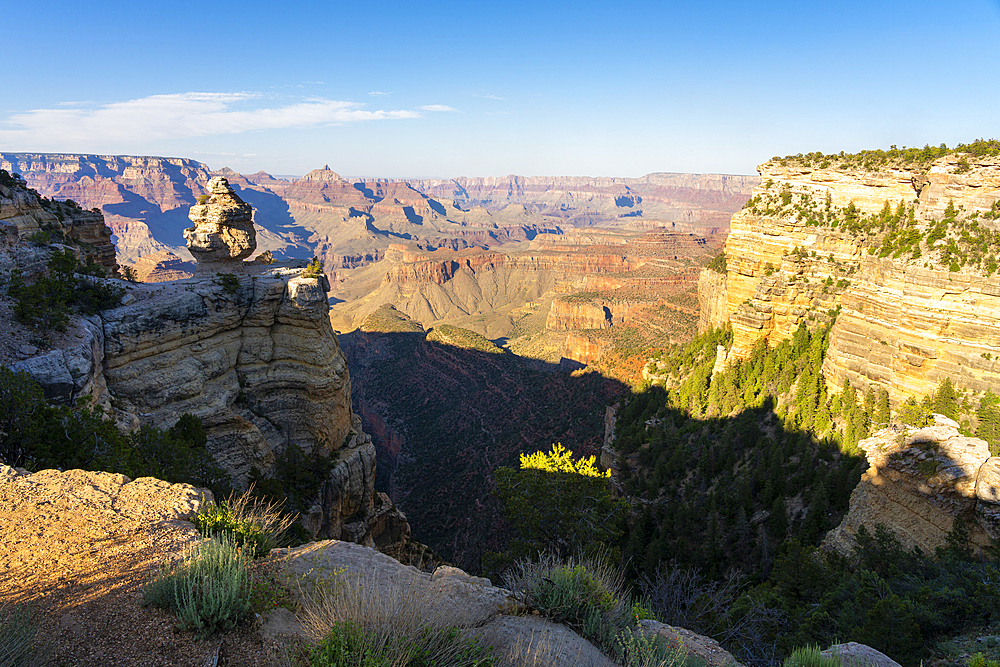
left=597, top=318, right=1000, bottom=666
left=0, top=366, right=229, bottom=492
left=361, top=304, right=426, bottom=333
left=8, top=248, right=124, bottom=334
left=744, top=183, right=1000, bottom=274
left=617, top=322, right=865, bottom=584
left=773, top=139, right=1000, bottom=170
left=427, top=324, right=505, bottom=354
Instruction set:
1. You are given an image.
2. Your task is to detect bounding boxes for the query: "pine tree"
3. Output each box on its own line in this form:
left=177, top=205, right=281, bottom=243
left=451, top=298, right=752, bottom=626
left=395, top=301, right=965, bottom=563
left=874, top=388, right=890, bottom=427
left=932, top=378, right=959, bottom=419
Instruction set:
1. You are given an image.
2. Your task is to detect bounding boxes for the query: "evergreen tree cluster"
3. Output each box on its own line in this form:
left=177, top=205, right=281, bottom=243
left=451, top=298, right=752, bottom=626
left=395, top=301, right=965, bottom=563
left=603, top=322, right=1000, bottom=666
left=0, top=366, right=227, bottom=492
left=616, top=323, right=865, bottom=584
left=742, top=183, right=1000, bottom=275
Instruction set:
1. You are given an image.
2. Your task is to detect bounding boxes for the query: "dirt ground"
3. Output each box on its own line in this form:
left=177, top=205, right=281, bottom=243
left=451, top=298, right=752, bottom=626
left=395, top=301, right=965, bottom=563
left=0, top=465, right=295, bottom=666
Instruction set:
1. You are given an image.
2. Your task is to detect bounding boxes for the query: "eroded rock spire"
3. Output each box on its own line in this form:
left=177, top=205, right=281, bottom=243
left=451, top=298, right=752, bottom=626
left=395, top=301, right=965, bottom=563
left=183, top=176, right=256, bottom=269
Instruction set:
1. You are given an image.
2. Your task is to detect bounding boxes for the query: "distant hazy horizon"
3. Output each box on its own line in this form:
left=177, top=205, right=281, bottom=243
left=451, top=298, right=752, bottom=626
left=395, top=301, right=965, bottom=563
left=2, top=0, right=998, bottom=178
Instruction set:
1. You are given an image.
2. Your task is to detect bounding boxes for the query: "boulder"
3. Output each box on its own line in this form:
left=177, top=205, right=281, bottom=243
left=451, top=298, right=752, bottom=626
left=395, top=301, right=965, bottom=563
left=272, top=540, right=511, bottom=628
left=183, top=176, right=256, bottom=270
left=822, top=642, right=901, bottom=667
left=637, top=621, right=744, bottom=667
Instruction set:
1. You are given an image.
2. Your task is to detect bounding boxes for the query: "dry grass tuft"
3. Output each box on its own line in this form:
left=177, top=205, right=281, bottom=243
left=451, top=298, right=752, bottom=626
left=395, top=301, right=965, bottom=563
left=300, top=571, right=494, bottom=667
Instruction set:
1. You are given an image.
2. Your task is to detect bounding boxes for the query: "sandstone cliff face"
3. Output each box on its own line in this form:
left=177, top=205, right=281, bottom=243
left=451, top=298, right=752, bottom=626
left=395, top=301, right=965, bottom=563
left=825, top=417, right=1000, bottom=556
left=2, top=178, right=405, bottom=548
left=0, top=173, right=117, bottom=274
left=97, top=268, right=394, bottom=541
left=824, top=259, right=1000, bottom=403
left=699, top=153, right=1000, bottom=401
left=546, top=301, right=612, bottom=330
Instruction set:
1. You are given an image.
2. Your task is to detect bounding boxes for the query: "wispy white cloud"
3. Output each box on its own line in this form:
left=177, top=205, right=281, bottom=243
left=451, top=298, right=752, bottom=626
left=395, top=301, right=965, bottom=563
left=369, top=91, right=392, bottom=96
left=0, top=92, right=419, bottom=149
left=420, top=104, right=458, bottom=112
left=474, top=93, right=506, bottom=101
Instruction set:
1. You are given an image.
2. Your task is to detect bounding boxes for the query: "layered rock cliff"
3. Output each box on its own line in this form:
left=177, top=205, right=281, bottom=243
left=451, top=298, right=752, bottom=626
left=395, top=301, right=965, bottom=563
left=824, top=416, right=1000, bottom=556
left=330, top=228, right=718, bottom=352
left=0, top=153, right=214, bottom=264
left=0, top=169, right=117, bottom=274
left=699, top=148, right=1000, bottom=401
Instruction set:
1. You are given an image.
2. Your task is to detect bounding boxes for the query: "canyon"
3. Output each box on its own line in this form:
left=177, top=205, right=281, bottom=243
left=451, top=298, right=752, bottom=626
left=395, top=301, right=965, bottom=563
left=0, top=175, right=407, bottom=549
left=0, top=153, right=754, bottom=276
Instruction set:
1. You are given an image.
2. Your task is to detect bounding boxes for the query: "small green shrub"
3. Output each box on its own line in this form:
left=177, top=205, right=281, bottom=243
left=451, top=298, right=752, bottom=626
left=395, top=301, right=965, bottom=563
left=192, top=486, right=296, bottom=558
left=6, top=249, right=124, bottom=334
left=969, top=653, right=1000, bottom=667
left=303, top=573, right=495, bottom=667
left=503, top=553, right=630, bottom=656
left=617, top=629, right=691, bottom=667
left=198, top=194, right=210, bottom=204
left=213, top=272, right=240, bottom=295
left=121, top=265, right=139, bottom=282
left=0, top=602, right=50, bottom=667
left=706, top=252, right=727, bottom=274
left=303, top=257, right=325, bottom=278
left=143, top=534, right=252, bottom=638
left=783, top=645, right=840, bottom=667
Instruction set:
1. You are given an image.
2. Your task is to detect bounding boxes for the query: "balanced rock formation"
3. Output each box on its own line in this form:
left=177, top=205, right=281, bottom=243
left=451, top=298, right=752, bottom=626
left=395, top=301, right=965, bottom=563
left=183, top=176, right=256, bottom=271
left=824, top=416, right=1000, bottom=556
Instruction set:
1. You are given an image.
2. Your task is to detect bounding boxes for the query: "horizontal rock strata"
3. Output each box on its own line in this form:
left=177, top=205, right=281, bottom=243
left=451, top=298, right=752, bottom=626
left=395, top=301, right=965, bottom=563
left=824, top=417, right=1000, bottom=556
left=698, top=154, right=1000, bottom=400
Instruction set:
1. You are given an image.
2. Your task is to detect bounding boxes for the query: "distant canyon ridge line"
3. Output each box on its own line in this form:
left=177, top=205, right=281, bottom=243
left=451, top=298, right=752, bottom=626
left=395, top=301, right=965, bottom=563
left=0, top=152, right=756, bottom=338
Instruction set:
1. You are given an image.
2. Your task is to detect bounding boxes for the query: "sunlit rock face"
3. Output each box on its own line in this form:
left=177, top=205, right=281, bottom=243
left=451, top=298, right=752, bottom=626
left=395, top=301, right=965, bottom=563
left=183, top=176, right=256, bottom=271
left=0, top=174, right=117, bottom=274
left=698, top=153, right=1000, bottom=401
left=824, top=417, right=1000, bottom=557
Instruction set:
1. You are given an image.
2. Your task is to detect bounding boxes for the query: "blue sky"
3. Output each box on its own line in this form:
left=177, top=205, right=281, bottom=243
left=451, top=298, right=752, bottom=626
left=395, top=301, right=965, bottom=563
left=2, top=0, right=998, bottom=178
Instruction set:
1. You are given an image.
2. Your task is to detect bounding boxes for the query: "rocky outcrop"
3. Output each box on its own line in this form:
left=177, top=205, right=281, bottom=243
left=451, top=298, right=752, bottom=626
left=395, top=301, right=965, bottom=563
left=547, top=301, right=612, bottom=330
left=0, top=172, right=117, bottom=274
left=699, top=153, right=1000, bottom=401
left=822, top=643, right=902, bottom=667
left=824, top=417, right=1000, bottom=556
left=10, top=316, right=107, bottom=406
left=99, top=266, right=398, bottom=542
left=271, top=539, right=616, bottom=667
left=698, top=268, right=728, bottom=331
left=0, top=465, right=211, bottom=613
left=637, top=621, right=744, bottom=667
left=560, top=333, right=611, bottom=366
left=183, top=177, right=256, bottom=271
